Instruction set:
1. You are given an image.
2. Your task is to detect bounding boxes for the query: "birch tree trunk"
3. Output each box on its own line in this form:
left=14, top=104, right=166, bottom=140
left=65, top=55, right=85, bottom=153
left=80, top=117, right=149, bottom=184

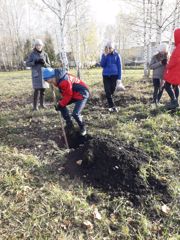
left=156, top=0, right=164, bottom=45
left=167, top=0, right=180, bottom=53
left=147, top=0, right=153, bottom=77
left=42, top=0, right=72, bottom=68
left=0, top=43, right=7, bottom=71
left=143, top=0, right=148, bottom=77
left=74, top=0, right=81, bottom=78
left=59, top=0, right=68, bottom=68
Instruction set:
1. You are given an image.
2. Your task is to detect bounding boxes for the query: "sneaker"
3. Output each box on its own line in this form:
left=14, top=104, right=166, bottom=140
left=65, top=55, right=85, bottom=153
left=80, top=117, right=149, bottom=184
left=150, top=99, right=158, bottom=104
left=33, top=106, right=39, bottom=111
left=113, top=107, right=119, bottom=112
left=108, top=107, right=118, bottom=113
left=156, top=101, right=163, bottom=107
left=167, top=99, right=179, bottom=110
left=108, top=107, right=114, bottom=112
left=80, top=126, right=87, bottom=136
left=40, top=105, right=47, bottom=109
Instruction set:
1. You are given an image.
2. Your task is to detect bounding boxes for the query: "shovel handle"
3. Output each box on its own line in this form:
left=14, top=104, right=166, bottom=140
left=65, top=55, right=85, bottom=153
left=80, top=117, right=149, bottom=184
left=50, top=84, right=69, bottom=149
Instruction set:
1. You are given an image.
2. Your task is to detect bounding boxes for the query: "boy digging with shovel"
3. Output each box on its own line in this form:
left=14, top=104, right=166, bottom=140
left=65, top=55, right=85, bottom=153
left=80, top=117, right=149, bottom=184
left=43, top=67, right=89, bottom=136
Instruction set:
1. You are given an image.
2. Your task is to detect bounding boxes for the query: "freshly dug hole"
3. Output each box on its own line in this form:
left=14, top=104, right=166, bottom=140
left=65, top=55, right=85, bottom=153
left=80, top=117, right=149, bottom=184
left=64, top=136, right=171, bottom=205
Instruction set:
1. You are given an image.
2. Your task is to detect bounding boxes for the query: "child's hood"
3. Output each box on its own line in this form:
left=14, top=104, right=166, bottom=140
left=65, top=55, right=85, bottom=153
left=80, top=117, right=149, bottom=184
left=174, top=28, right=180, bottom=47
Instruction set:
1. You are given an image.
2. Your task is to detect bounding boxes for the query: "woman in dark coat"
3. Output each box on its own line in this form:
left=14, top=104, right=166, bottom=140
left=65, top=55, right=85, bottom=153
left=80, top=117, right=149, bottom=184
left=26, top=39, right=50, bottom=110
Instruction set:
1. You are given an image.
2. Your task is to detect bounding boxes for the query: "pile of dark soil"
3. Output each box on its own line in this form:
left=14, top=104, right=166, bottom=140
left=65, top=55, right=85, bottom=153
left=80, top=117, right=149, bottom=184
left=64, top=136, right=171, bottom=206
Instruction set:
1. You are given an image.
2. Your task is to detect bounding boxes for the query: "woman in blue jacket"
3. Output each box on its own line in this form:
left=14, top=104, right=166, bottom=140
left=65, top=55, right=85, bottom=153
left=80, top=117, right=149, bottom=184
left=100, top=42, right=122, bottom=112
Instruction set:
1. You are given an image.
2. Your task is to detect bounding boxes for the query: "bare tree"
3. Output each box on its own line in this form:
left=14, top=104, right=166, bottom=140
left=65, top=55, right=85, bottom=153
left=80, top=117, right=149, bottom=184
left=73, top=0, right=80, bottom=77
left=0, top=0, right=27, bottom=69
left=168, top=0, right=180, bottom=51
left=66, top=0, right=92, bottom=70
left=41, top=0, right=73, bottom=67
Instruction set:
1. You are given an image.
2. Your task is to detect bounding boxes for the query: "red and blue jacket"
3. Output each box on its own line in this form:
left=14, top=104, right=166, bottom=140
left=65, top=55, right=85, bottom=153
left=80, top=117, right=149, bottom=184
left=55, top=69, right=89, bottom=107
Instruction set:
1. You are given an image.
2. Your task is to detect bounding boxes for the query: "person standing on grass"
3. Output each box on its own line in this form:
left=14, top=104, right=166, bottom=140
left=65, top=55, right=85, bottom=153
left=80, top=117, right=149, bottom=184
left=42, top=67, right=89, bottom=136
left=149, top=43, right=168, bottom=105
left=100, top=42, right=123, bottom=112
left=163, top=28, right=180, bottom=109
left=26, top=39, right=51, bottom=111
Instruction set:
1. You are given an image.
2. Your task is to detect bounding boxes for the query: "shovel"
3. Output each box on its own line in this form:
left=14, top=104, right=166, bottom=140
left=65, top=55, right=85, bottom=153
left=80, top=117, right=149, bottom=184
left=50, top=84, right=69, bottom=149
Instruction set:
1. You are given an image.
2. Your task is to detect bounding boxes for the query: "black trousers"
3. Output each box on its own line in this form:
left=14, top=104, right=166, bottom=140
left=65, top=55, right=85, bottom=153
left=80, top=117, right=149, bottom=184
left=153, top=78, right=164, bottom=103
left=103, top=75, right=118, bottom=108
left=164, top=82, right=179, bottom=101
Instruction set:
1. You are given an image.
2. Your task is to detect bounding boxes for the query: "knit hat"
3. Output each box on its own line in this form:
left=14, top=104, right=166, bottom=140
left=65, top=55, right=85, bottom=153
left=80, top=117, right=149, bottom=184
left=105, top=41, right=114, bottom=49
left=43, top=67, right=55, bottom=81
left=34, top=39, right=44, bottom=46
left=158, top=43, right=168, bottom=53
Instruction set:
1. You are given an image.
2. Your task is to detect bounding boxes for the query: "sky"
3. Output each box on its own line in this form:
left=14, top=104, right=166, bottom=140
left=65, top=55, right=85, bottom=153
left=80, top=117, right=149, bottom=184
left=89, top=0, right=121, bottom=25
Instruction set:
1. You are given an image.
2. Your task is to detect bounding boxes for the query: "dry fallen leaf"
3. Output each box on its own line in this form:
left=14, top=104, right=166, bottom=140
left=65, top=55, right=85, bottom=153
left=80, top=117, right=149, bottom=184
left=151, top=224, right=162, bottom=233
left=60, top=223, right=67, bottom=230
left=161, top=204, right=170, bottom=214
left=93, top=207, right=102, bottom=220
left=76, top=160, right=83, bottom=165
left=83, top=220, right=93, bottom=230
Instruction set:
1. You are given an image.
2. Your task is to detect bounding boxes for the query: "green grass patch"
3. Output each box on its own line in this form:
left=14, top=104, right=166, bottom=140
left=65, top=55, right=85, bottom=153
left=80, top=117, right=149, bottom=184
left=0, top=69, right=179, bottom=239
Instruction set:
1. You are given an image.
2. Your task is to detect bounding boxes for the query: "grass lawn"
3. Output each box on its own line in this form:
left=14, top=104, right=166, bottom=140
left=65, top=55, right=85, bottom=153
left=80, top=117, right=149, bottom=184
left=0, top=69, right=179, bottom=239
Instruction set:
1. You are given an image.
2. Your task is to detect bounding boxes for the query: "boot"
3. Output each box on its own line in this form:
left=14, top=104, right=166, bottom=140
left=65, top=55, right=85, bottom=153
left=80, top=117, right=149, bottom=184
left=65, top=120, right=75, bottom=135
left=33, top=89, right=39, bottom=111
left=72, top=114, right=87, bottom=135
left=167, top=99, right=179, bottom=110
left=40, top=89, right=47, bottom=109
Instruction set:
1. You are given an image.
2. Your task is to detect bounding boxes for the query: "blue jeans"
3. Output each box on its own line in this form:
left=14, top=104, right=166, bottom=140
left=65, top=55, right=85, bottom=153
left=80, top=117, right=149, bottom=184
left=59, top=91, right=89, bottom=127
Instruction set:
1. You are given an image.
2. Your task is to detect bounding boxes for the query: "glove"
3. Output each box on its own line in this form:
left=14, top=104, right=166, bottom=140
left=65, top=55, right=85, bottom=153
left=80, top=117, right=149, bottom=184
left=54, top=104, right=62, bottom=111
left=161, top=59, right=167, bottom=65
left=116, top=80, right=125, bottom=91
left=35, top=58, right=45, bottom=65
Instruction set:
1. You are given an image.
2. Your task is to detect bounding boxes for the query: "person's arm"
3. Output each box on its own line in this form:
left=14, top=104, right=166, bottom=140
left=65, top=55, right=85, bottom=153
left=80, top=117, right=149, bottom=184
left=58, top=80, right=73, bottom=107
left=100, top=54, right=108, bottom=67
left=26, top=52, right=35, bottom=67
left=117, top=54, right=122, bottom=80
left=149, top=56, right=162, bottom=69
